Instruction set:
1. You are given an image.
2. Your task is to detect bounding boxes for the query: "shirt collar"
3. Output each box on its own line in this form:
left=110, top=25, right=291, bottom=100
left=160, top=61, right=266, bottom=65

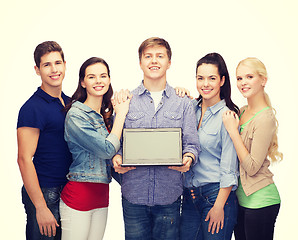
left=72, top=101, right=94, bottom=113
left=35, top=87, right=56, bottom=103
left=137, top=81, right=171, bottom=98
left=195, top=99, right=227, bottom=115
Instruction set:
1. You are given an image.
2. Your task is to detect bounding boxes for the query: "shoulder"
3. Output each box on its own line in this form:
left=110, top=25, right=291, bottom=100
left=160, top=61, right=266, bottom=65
left=255, top=108, right=276, bottom=126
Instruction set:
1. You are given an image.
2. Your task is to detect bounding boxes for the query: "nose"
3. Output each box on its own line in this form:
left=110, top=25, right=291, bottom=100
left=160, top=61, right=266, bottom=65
left=151, top=56, right=158, bottom=63
left=203, top=78, right=209, bottom=86
left=51, top=64, right=58, bottom=73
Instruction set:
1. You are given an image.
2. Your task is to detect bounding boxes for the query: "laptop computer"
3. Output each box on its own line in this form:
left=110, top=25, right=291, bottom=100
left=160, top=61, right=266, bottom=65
left=122, top=128, right=183, bottom=166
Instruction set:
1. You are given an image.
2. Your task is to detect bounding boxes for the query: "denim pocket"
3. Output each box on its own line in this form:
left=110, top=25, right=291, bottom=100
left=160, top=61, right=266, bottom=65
left=204, top=184, right=220, bottom=206
left=162, top=111, right=182, bottom=127
left=41, top=187, right=61, bottom=205
left=126, top=112, right=146, bottom=128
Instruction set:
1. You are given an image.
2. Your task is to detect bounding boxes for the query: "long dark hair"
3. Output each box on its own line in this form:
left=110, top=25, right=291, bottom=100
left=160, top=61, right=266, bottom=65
left=65, top=57, right=114, bottom=131
left=196, top=53, right=239, bottom=114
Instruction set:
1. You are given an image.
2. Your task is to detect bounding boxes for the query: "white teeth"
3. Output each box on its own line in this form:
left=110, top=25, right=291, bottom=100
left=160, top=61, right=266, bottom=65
left=202, top=89, right=212, bottom=93
left=150, top=67, right=159, bottom=70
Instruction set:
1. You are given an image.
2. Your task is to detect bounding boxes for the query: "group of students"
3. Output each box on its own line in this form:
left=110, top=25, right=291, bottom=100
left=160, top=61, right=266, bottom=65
left=17, top=37, right=283, bottom=240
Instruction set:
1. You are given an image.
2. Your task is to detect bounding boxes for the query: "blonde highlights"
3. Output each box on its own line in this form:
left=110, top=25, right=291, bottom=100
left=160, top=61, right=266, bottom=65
left=238, top=57, right=283, bottom=163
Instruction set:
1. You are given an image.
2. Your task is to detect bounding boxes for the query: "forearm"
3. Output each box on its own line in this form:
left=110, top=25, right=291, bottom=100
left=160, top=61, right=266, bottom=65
left=110, top=113, right=126, bottom=140
left=214, top=186, right=233, bottom=209
left=228, top=129, right=249, bottom=164
left=18, top=156, right=47, bottom=209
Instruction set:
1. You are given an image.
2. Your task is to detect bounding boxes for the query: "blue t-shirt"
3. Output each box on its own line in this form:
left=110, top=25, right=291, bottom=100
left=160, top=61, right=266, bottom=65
left=17, top=87, right=72, bottom=187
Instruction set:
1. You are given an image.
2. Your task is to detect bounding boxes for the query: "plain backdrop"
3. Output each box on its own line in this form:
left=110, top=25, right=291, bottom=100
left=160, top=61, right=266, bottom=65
left=1, top=0, right=297, bottom=239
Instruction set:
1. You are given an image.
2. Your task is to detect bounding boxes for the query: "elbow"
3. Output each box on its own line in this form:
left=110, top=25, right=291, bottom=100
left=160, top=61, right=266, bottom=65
left=242, top=163, right=261, bottom=176
left=241, top=155, right=262, bottom=177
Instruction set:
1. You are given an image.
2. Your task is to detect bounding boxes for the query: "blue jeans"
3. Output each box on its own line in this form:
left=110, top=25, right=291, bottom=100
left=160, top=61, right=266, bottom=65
left=180, top=183, right=238, bottom=240
left=122, top=197, right=181, bottom=240
left=22, top=185, right=64, bottom=240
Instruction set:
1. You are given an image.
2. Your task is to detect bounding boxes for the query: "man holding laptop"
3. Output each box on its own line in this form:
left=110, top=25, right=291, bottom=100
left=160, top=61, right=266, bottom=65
left=112, top=37, right=199, bottom=240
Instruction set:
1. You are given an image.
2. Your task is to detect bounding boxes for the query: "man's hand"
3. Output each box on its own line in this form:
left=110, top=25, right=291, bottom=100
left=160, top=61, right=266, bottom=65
left=168, top=154, right=194, bottom=172
left=36, top=205, right=59, bottom=237
left=112, top=154, right=136, bottom=174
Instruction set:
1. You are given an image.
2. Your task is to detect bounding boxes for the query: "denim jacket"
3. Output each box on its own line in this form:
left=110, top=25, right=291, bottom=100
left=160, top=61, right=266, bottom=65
left=64, top=101, right=120, bottom=184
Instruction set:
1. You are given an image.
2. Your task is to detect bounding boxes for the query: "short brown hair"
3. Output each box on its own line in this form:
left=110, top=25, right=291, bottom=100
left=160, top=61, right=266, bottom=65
left=34, top=41, right=64, bottom=68
left=138, top=37, right=172, bottom=61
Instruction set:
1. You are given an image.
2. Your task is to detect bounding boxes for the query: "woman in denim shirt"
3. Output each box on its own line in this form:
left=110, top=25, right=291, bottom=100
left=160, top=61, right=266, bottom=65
left=59, top=57, right=131, bottom=240
left=180, top=53, right=239, bottom=240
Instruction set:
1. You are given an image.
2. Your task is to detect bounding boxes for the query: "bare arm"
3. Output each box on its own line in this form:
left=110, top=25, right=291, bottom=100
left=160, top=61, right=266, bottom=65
left=17, top=127, right=58, bottom=237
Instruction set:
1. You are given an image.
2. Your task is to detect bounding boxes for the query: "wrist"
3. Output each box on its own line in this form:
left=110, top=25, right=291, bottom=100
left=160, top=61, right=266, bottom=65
left=184, top=154, right=194, bottom=162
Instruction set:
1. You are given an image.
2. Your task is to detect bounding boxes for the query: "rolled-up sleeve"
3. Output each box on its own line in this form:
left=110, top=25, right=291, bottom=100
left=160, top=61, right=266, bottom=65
left=220, top=124, right=239, bottom=190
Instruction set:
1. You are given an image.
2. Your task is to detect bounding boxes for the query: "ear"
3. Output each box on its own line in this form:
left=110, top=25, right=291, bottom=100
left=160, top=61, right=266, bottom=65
left=220, top=76, right=225, bottom=87
left=261, top=77, right=267, bottom=87
left=80, top=80, right=86, bottom=88
left=34, top=66, right=40, bottom=76
left=167, top=60, right=171, bottom=70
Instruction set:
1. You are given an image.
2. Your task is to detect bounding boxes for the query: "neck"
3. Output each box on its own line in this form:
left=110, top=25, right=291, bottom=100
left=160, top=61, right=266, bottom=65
left=84, top=95, right=103, bottom=114
left=41, top=84, right=62, bottom=98
left=246, top=91, right=268, bottom=113
left=143, top=77, right=166, bottom=92
left=201, top=96, right=221, bottom=109
left=41, top=84, right=65, bottom=106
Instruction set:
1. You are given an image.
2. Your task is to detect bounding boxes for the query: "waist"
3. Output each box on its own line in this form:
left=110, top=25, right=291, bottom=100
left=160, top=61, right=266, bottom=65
left=121, top=166, right=183, bottom=206
left=61, top=181, right=109, bottom=211
left=67, top=172, right=111, bottom=184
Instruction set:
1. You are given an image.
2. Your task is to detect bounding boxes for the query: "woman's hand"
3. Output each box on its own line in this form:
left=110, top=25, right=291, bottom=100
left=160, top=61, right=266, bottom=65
left=222, top=110, right=239, bottom=134
left=112, top=89, right=133, bottom=117
left=174, top=87, right=193, bottom=99
left=205, top=205, right=224, bottom=234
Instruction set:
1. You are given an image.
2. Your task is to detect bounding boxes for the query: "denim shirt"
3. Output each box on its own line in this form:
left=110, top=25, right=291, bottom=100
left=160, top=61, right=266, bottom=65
left=64, top=101, right=120, bottom=184
left=184, top=99, right=239, bottom=190
left=119, top=82, right=200, bottom=206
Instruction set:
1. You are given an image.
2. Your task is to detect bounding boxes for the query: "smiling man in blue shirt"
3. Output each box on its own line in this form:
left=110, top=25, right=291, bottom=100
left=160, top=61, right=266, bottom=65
left=17, top=41, right=72, bottom=240
left=112, top=37, right=200, bottom=240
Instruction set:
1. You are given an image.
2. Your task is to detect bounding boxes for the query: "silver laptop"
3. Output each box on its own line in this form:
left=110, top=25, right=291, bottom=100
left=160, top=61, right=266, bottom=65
left=122, top=128, right=183, bottom=166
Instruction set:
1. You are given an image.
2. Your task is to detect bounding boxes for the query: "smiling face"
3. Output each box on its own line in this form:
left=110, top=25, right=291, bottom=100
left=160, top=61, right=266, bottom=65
left=35, top=51, right=66, bottom=91
left=139, top=46, right=171, bottom=82
left=236, top=64, right=267, bottom=99
left=81, top=63, right=110, bottom=99
left=196, top=63, right=225, bottom=107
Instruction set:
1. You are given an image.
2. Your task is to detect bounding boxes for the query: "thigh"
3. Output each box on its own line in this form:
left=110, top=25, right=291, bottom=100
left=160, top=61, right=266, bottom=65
left=88, top=207, right=108, bottom=240
left=22, top=186, right=61, bottom=240
left=180, top=188, right=202, bottom=240
left=201, top=184, right=238, bottom=240
left=151, top=198, right=181, bottom=240
left=60, top=200, right=92, bottom=240
left=122, top=198, right=151, bottom=240
left=244, top=204, right=280, bottom=240
left=234, top=205, right=246, bottom=240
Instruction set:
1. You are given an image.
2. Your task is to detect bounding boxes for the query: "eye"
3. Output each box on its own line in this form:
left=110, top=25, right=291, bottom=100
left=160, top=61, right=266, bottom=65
left=237, top=77, right=242, bottom=81
left=196, top=76, right=203, bottom=81
left=247, top=75, right=253, bottom=79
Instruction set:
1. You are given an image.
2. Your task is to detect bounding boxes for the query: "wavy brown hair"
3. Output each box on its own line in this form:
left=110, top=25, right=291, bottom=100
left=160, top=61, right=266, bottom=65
left=65, top=57, right=114, bottom=131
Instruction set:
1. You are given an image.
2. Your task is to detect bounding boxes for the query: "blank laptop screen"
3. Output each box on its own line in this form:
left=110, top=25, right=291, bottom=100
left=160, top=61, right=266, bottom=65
left=122, top=128, right=182, bottom=166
